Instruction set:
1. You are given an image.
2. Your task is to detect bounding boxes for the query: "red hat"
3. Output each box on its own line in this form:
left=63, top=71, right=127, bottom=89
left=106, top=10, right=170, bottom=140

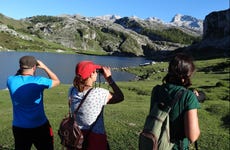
left=75, top=61, right=101, bottom=79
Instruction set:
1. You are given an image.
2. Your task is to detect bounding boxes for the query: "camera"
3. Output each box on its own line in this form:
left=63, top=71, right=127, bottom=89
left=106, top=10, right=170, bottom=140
left=96, top=68, right=104, bottom=74
left=191, top=89, right=206, bottom=103
left=196, top=91, right=206, bottom=103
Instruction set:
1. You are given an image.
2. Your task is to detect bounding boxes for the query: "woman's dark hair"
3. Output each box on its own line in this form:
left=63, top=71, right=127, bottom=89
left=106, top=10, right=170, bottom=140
left=73, top=75, right=87, bottom=92
left=15, top=69, right=22, bottom=75
left=162, top=53, right=195, bottom=88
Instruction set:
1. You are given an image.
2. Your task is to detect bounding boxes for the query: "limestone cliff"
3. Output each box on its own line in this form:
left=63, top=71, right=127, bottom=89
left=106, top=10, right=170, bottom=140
left=176, top=9, right=230, bottom=59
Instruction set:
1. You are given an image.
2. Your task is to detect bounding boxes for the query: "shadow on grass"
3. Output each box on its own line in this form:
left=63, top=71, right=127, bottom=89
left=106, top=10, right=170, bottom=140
left=128, top=87, right=150, bottom=96
left=198, top=85, right=216, bottom=89
left=197, top=61, right=230, bottom=73
left=221, top=114, right=230, bottom=129
left=199, top=81, right=228, bottom=89
left=221, top=78, right=230, bottom=81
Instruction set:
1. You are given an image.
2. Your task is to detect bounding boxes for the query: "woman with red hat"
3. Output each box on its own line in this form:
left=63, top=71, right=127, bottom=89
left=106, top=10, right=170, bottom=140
left=68, top=60, right=124, bottom=150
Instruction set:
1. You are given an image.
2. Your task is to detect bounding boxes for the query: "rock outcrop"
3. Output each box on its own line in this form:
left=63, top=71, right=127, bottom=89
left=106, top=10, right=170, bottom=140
left=175, top=9, right=230, bottom=59
left=203, top=9, right=230, bottom=39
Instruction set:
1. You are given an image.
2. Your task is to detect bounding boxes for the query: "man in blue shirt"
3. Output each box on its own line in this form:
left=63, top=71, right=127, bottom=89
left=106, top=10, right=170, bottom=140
left=7, top=55, right=60, bottom=150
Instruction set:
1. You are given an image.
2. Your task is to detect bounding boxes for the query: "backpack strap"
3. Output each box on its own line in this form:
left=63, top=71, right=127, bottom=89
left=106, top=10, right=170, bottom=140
left=195, top=141, right=199, bottom=150
left=169, top=89, right=185, bottom=109
left=152, top=85, right=185, bottom=111
left=170, top=89, right=186, bottom=150
left=149, top=85, right=161, bottom=110
left=74, top=88, right=93, bottom=114
left=156, top=85, right=186, bottom=149
left=68, top=87, right=93, bottom=116
left=69, top=87, right=101, bottom=131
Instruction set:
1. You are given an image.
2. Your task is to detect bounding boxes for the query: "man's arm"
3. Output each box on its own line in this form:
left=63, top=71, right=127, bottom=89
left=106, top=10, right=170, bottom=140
left=37, top=60, right=60, bottom=87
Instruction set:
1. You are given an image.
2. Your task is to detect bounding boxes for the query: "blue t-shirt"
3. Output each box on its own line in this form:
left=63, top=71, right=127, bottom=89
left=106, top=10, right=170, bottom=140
left=7, top=75, right=52, bottom=128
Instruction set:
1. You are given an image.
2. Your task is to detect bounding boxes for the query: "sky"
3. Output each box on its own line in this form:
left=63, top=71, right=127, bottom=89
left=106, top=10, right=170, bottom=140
left=0, top=0, right=229, bottom=22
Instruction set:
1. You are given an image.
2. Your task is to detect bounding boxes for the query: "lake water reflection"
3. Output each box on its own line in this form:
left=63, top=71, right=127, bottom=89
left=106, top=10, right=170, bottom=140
left=0, top=51, right=148, bottom=89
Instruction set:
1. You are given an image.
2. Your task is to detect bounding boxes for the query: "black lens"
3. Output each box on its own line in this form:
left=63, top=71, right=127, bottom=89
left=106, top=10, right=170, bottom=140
left=96, top=69, right=104, bottom=73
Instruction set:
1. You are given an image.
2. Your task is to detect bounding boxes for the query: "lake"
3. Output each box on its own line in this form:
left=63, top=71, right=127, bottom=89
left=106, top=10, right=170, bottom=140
left=0, top=51, right=149, bottom=89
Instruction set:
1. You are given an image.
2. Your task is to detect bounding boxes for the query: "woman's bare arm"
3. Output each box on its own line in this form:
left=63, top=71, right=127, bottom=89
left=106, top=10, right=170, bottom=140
left=184, top=109, right=200, bottom=143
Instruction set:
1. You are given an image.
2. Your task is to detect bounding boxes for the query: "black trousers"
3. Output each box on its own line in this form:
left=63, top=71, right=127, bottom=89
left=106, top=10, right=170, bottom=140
left=13, top=121, right=54, bottom=150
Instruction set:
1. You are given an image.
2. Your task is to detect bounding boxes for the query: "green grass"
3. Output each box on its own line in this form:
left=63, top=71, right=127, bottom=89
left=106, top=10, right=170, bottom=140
left=0, top=58, right=229, bottom=150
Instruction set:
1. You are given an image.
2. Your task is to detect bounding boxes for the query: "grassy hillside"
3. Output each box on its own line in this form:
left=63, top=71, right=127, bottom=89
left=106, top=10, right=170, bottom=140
left=0, top=58, right=229, bottom=150
left=0, top=32, right=73, bottom=53
left=0, top=13, right=28, bottom=30
left=0, top=14, right=73, bottom=53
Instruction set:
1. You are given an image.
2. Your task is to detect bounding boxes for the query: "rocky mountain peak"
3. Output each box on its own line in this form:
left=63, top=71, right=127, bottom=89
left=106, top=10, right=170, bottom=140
left=171, top=14, right=199, bottom=22
left=170, top=14, right=203, bottom=33
left=95, top=14, right=121, bottom=21
left=145, top=17, right=163, bottom=23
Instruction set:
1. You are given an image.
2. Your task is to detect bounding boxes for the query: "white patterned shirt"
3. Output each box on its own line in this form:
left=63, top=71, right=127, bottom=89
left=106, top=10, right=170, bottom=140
left=68, top=86, right=109, bottom=134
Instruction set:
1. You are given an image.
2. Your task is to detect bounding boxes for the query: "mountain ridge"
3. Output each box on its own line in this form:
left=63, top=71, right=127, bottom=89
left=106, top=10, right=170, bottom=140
left=90, top=14, right=203, bottom=34
left=1, top=9, right=229, bottom=60
left=0, top=12, right=202, bottom=57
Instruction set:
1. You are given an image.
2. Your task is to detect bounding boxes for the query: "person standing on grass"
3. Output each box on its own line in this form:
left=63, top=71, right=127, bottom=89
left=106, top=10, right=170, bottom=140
left=146, top=53, right=200, bottom=150
left=7, top=55, right=60, bottom=150
left=68, top=60, right=124, bottom=150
